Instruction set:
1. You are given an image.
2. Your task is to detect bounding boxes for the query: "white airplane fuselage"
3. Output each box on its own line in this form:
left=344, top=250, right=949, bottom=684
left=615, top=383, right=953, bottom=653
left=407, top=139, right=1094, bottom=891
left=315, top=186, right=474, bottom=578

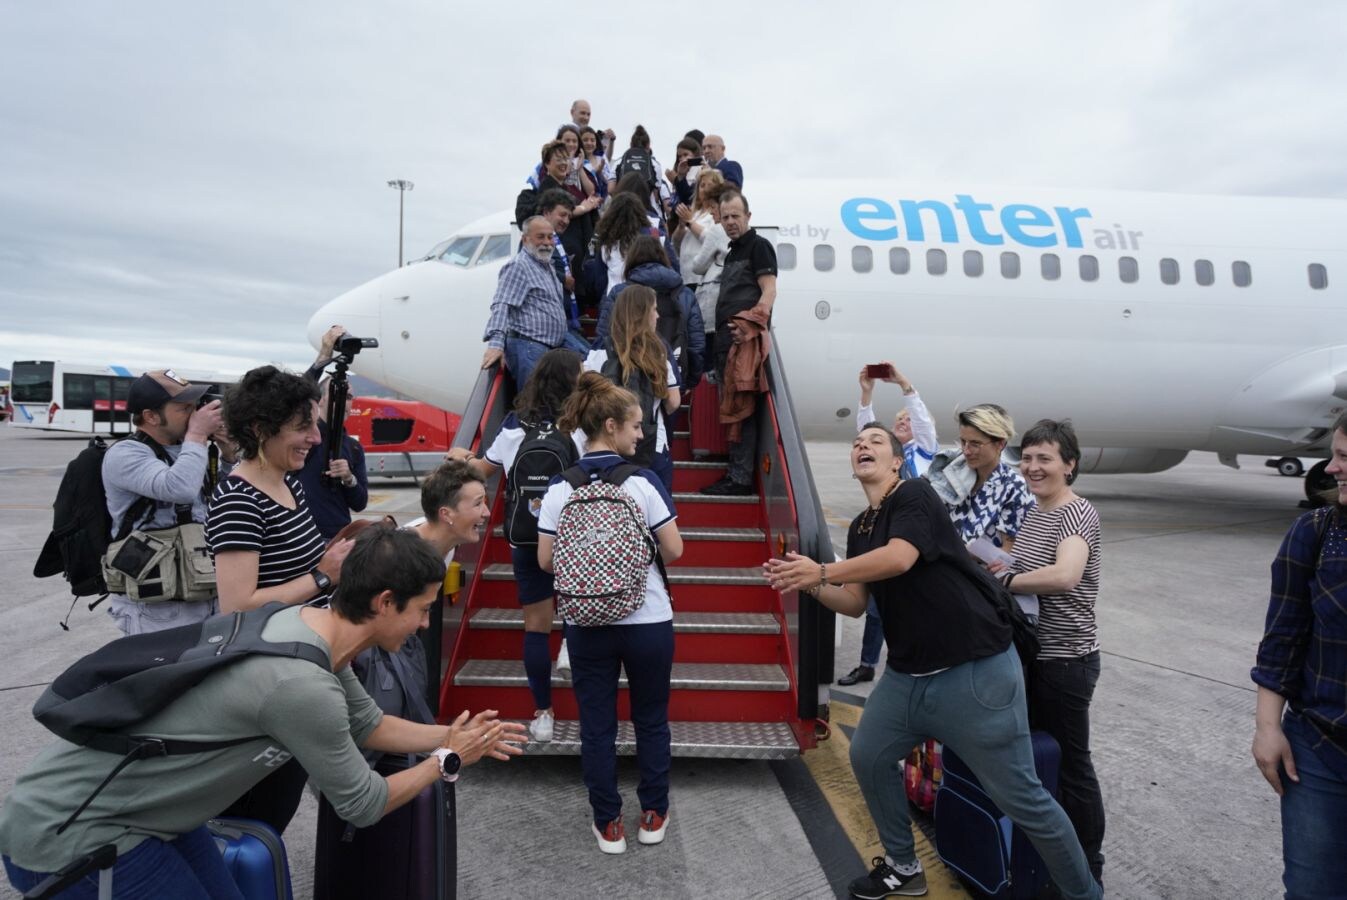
left=309, top=180, right=1347, bottom=473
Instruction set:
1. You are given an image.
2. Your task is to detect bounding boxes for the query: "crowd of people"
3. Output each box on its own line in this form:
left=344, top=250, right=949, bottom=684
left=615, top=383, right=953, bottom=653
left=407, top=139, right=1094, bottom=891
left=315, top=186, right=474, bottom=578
left=0, top=98, right=1340, bottom=900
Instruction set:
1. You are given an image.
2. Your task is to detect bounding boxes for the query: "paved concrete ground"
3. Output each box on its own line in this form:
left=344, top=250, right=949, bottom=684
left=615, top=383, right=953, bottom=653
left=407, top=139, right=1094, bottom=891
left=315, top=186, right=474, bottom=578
left=0, top=427, right=1298, bottom=898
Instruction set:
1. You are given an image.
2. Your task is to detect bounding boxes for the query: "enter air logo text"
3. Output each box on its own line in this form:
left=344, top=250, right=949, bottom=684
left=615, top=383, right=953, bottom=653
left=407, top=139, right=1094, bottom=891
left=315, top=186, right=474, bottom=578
left=840, top=195, right=1143, bottom=250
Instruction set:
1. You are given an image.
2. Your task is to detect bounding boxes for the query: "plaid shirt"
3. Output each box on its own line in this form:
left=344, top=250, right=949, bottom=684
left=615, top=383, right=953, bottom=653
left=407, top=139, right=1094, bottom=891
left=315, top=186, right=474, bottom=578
left=482, top=247, right=568, bottom=350
left=1252, top=507, right=1347, bottom=775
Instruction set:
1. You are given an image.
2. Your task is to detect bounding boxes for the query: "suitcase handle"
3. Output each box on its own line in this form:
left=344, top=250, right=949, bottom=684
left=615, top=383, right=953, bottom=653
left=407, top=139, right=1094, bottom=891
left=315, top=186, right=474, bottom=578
left=23, top=844, right=116, bottom=900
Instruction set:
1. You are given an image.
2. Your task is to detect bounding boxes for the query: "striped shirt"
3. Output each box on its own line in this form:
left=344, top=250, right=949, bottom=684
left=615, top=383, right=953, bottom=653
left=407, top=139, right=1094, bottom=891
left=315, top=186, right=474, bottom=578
left=1010, top=497, right=1102, bottom=659
left=206, top=474, right=327, bottom=594
left=482, top=247, right=568, bottom=350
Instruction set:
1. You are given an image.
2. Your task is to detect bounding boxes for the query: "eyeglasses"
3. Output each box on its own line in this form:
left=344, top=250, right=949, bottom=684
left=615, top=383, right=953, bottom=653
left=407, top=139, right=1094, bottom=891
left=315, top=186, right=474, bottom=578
left=960, top=438, right=993, bottom=451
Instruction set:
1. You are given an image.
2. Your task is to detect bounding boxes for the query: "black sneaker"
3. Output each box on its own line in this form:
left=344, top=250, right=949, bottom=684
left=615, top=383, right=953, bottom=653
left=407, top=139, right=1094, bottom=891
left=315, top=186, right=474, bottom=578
left=700, top=477, right=753, bottom=496
left=837, top=665, right=876, bottom=686
left=849, top=857, right=927, bottom=898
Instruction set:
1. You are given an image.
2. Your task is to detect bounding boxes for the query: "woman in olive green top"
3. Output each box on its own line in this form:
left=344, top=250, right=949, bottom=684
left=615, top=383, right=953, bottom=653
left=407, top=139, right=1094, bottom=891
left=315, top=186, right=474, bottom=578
left=1, top=528, right=525, bottom=898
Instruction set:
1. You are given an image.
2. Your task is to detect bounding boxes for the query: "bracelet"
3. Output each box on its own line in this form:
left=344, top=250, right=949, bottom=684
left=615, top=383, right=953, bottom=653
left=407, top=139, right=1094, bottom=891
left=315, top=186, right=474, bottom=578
left=1003, top=572, right=1016, bottom=590
left=819, top=563, right=828, bottom=587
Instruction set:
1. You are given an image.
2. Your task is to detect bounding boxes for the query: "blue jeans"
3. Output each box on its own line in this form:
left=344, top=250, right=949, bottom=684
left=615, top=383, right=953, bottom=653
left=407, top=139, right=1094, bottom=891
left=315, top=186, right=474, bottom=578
left=1281, top=714, right=1347, bottom=899
left=561, top=329, right=592, bottom=355
left=849, top=647, right=1100, bottom=900
left=647, top=448, right=674, bottom=495
left=504, top=335, right=552, bottom=390
left=4, top=825, right=244, bottom=899
left=860, top=595, right=883, bottom=667
left=1030, top=651, right=1105, bottom=882
left=565, top=620, right=674, bottom=827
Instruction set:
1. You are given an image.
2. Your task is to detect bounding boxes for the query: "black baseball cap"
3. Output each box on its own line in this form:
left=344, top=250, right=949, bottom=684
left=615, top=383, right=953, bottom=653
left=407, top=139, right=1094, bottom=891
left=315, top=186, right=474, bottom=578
left=127, top=370, right=209, bottom=415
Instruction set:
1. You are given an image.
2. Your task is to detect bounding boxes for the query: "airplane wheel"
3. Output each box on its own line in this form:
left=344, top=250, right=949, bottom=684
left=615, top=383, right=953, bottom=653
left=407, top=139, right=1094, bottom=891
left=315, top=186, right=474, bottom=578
left=1277, top=457, right=1304, bottom=478
left=1304, top=460, right=1334, bottom=507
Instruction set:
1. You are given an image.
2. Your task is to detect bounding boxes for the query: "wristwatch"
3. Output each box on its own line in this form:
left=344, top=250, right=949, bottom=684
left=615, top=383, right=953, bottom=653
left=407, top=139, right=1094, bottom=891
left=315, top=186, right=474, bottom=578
left=432, top=747, right=462, bottom=783
left=310, top=568, right=333, bottom=593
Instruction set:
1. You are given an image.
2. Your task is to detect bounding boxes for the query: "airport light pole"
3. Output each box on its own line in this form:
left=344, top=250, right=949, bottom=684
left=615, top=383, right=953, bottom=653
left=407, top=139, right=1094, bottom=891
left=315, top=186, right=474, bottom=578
left=387, top=179, right=414, bottom=267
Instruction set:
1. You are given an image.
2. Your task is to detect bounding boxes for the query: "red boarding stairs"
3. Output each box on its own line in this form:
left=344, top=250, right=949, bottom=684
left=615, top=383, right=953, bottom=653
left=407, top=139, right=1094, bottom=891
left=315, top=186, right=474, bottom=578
left=425, top=333, right=837, bottom=758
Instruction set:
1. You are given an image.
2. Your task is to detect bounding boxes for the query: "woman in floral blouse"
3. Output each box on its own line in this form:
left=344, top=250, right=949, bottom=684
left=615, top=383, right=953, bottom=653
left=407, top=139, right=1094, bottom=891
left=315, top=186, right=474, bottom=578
left=949, top=403, right=1033, bottom=549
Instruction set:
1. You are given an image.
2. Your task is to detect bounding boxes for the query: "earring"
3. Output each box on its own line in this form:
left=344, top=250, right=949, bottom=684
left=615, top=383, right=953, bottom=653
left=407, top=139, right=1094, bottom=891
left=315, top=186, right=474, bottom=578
left=851, top=473, right=858, bottom=479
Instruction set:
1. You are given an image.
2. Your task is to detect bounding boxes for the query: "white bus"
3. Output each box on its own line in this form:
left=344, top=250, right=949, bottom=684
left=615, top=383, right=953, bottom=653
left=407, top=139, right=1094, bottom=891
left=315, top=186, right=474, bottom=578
left=8, top=361, right=231, bottom=435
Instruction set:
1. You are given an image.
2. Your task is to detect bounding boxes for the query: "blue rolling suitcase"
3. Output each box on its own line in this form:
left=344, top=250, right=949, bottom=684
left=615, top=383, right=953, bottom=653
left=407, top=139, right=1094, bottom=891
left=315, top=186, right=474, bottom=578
left=208, top=817, right=293, bottom=900
left=934, top=732, right=1061, bottom=899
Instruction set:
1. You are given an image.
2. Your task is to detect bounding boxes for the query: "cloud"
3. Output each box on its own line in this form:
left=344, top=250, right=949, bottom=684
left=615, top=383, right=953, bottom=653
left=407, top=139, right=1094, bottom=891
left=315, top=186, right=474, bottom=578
left=2, top=1, right=1346, bottom=377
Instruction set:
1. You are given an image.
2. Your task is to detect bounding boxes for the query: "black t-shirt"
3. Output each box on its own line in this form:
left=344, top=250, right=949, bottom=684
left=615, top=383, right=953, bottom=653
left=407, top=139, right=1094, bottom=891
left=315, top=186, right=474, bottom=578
left=715, top=228, right=777, bottom=330
left=847, top=478, right=1011, bottom=674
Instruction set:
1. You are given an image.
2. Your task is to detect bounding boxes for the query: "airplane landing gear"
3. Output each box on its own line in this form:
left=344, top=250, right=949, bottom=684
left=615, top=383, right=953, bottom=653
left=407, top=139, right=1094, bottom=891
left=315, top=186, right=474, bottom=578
left=1304, top=459, right=1334, bottom=507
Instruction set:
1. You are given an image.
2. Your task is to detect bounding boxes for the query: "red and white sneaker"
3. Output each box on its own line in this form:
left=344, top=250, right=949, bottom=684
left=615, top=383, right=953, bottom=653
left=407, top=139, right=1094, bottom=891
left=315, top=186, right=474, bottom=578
left=592, top=817, right=626, bottom=854
left=638, top=809, right=668, bottom=845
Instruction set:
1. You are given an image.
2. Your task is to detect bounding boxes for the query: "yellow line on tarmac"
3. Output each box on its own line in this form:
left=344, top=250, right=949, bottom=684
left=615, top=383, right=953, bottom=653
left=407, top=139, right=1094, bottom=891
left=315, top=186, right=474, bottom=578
left=807, top=700, right=967, bottom=897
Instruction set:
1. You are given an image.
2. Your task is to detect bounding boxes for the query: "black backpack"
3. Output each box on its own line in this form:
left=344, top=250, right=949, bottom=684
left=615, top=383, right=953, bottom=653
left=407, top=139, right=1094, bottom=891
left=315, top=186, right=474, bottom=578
left=33, top=433, right=176, bottom=614
left=504, top=420, right=579, bottom=546
left=32, top=602, right=329, bottom=833
left=600, top=356, right=660, bottom=467
left=616, top=147, right=658, bottom=193
left=653, top=286, right=691, bottom=387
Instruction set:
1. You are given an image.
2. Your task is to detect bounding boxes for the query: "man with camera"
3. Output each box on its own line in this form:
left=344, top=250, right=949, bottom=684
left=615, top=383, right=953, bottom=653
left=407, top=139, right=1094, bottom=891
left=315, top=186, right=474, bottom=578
left=102, top=370, right=232, bottom=635
left=302, top=325, right=371, bottom=540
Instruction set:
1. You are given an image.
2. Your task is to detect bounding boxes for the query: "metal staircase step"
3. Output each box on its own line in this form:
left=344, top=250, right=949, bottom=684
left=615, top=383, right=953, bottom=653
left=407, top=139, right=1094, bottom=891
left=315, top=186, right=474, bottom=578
left=672, top=491, right=759, bottom=505
left=491, top=525, right=764, bottom=542
left=470, top=608, right=779, bottom=633
left=674, top=460, right=727, bottom=470
left=454, top=659, right=789, bottom=691
left=510, top=719, right=800, bottom=759
left=481, top=564, right=766, bottom=585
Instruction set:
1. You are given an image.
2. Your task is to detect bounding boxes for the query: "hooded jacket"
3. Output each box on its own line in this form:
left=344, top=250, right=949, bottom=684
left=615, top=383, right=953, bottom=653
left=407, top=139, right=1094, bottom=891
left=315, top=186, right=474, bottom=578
left=720, top=305, right=771, bottom=441
left=596, top=262, right=706, bottom=387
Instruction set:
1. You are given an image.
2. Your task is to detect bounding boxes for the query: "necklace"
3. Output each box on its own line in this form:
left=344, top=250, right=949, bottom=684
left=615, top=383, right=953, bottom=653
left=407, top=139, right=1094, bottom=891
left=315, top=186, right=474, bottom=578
left=857, top=477, right=901, bottom=535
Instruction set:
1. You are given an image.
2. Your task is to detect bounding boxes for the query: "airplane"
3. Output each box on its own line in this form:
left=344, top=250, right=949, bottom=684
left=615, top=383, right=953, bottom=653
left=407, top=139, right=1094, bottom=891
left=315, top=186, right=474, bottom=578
left=308, top=179, right=1347, bottom=501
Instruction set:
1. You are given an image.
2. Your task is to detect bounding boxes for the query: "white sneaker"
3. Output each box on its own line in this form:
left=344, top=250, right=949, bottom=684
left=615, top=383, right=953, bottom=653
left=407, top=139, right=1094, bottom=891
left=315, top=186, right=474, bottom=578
left=555, top=639, right=571, bottom=677
left=592, top=818, right=627, bottom=854
left=529, top=708, right=554, bottom=743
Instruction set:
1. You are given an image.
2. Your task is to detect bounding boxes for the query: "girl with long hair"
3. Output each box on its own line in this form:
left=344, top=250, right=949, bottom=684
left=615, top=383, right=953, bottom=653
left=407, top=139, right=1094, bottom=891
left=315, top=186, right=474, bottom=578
left=537, top=372, right=683, bottom=855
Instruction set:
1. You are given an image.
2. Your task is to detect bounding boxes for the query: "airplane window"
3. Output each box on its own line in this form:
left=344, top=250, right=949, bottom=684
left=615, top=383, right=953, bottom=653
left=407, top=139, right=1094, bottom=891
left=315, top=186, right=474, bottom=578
left=889, top=247, right=910, bottom=274
left=852, top=246, right=873, bottom=273
left=474, top=234, right=512, bottom=267
left=1079, top=255, right=1099, bottom=282
left=1195, top=259, right=1214, bottom=286
left=1309, top=263, right=1329, bottom=290
left=1119, top=257, right=1139, bottom=283
left=814, top=244, right=835, bottom=272
left=1041, top=253, right=1061, bottom=280
left=778, top=242, right=797, bottom=270
left=1233, top=260, right=1252, bottom=287
left=1160, top=258, right=1180, bottom=285
left=926, top=248, right=947, bottom=276
left=1000, top=252, right=1020, bottom=279
left=438, top=235, right=482, bottom=267
left=963, top=250, right=984, bottom=277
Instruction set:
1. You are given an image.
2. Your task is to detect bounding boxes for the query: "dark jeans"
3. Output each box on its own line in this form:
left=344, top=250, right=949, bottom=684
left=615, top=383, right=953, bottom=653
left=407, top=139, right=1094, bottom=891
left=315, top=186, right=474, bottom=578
left=1029, top=650, right=1105, bottom=882
left=860, top=594, right=883, bottom=668
left=220, top=757, right=307, bottom=836
left=565, top=620, right=674, bottom=827
left=1281, top=713, right=1347, bottom=899
left=5, top=825, right=243, bottom=899
left=647, top=448, right=674, bottom=495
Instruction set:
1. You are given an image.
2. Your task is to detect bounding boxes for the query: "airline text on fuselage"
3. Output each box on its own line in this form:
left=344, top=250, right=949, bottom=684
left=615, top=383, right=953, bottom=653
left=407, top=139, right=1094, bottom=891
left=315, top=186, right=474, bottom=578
left=840, top=195, right=1143, bottom=250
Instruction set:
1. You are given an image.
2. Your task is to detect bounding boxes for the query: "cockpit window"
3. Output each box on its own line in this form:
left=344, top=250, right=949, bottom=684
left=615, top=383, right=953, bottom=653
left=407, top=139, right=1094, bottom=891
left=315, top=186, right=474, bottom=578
left=438, top=236, right=483, bottom=267
left=475, top=234, right=512, bottom=267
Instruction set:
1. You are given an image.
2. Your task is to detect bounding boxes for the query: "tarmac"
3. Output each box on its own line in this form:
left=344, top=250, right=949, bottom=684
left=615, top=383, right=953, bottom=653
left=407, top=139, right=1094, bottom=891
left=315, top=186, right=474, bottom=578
left=0, top=425, right=1297, bottom=899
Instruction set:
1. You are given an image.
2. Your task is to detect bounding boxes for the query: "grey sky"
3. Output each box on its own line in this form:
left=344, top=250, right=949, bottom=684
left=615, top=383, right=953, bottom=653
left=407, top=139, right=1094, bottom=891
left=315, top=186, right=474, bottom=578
left=3, top=2, right=1345, bottom=378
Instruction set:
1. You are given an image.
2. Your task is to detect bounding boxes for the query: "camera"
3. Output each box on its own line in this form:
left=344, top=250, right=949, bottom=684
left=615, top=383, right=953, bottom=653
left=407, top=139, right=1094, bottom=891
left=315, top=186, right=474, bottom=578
left=336, top=335, right=378, bottom=359
left=197, top=386, right=224, bottom=409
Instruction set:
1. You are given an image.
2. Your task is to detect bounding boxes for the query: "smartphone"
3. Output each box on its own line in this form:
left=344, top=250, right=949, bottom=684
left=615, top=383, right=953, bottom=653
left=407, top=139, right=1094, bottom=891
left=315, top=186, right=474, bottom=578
left=866, top=363, right=892, bottom=379
left=687, top=156, right=704, bottom=167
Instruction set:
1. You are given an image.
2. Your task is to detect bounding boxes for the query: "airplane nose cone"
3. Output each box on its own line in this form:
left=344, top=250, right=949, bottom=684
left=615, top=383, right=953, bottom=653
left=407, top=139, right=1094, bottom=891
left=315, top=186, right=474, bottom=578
left=308, top=283, right=385, bottom=381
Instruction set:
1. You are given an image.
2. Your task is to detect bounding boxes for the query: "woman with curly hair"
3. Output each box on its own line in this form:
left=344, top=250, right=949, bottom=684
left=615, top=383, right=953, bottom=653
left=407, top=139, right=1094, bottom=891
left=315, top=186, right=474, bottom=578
left=205, top=365, right=354, bottom=833
left=594, top=192, right=658, bottom=295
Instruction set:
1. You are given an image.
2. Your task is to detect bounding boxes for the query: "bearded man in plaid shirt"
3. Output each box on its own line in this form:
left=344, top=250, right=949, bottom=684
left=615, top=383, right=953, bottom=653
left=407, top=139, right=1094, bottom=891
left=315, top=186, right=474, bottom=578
left=481, top=216, right=573, bottom=387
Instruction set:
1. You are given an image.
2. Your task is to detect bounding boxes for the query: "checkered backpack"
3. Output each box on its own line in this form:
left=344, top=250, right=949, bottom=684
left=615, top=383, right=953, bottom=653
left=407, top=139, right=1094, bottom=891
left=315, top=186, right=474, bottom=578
left=552, top=464, right=665, bottom=626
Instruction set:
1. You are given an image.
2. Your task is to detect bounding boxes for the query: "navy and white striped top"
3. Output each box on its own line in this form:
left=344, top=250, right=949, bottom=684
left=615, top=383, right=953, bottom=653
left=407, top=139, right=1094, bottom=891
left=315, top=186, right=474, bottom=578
left=206, top=474, right=327, bottom=593
left=1010, top=497, right=1102, bottom=659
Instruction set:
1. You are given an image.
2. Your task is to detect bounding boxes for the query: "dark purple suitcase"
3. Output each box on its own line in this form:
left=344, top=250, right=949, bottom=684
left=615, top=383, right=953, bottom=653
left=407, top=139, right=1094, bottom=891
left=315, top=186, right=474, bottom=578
left=934, top=731, right=1062, bottom=899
